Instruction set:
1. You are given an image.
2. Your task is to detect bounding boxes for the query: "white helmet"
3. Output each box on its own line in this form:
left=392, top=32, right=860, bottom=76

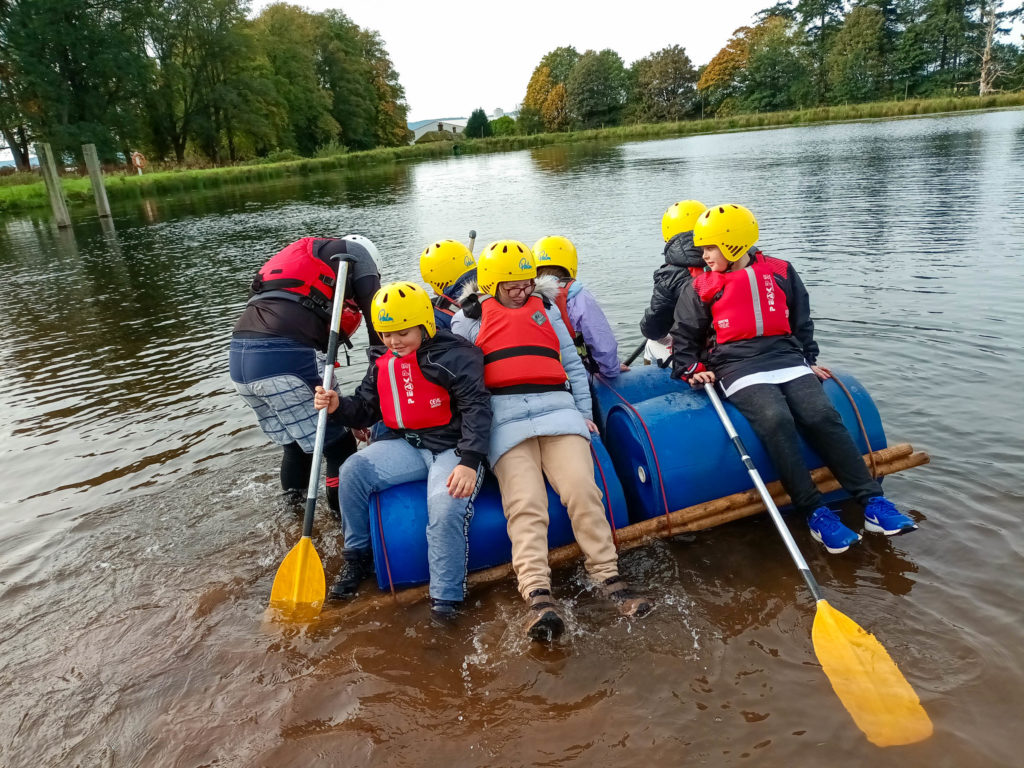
left=341, top=234, right=382, bottom=273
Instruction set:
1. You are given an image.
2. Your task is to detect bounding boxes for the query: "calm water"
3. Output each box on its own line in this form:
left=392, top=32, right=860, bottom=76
left=1, top=111, right=1022, bottom=767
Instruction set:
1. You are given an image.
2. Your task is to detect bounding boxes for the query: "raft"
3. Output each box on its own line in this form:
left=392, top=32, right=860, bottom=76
left=367, top=365, right=900, bottom=592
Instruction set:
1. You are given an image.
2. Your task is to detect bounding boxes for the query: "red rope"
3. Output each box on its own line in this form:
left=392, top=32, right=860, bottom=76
left=830, top=372, right=878, bottom=478
left=593, top=374, right=674, bottom=536
left=374, top=494, right=396, bottom=598
left=590, top=443, right=619, bottom=550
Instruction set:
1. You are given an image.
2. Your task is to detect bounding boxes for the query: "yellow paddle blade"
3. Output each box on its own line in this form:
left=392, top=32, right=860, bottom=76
left=812, top=599, right=933, bottom=747
left=269, top=536, right=326, bottom=622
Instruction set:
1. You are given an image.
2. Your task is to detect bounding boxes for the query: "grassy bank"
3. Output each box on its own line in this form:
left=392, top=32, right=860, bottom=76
left=4, top=92, right=1023, bottom=216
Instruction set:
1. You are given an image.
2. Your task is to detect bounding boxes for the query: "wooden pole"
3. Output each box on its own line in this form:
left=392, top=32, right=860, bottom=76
left=339, top=444, right=930, bottom=611
left=82, top=143, right=111, bottom=218
left=35, top=143, right=72, bottom=228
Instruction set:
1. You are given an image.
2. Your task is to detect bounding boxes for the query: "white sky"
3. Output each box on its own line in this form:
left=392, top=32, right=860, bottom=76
left=254, top=0, right=771, bottom=121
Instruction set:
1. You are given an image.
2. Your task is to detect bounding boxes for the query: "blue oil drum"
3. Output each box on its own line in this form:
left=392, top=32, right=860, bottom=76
left=602, top=370, right=886, bottom=522
left=367, top=435, right=629, bottom=591
left=591, top=364, right=684, bottom=432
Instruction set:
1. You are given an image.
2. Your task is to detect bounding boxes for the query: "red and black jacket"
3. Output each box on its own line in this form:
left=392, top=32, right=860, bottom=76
left=669, top=251, right=819, bottom=390
left=327, top=330, right=491, bottom=470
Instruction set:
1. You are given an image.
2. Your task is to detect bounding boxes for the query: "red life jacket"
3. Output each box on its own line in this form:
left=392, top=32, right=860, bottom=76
left=553, top=280, right=597, bottom=374
left=476, top=294, right=568, bottom=393
left=694, top=253, right=791, bottom=344
left=375, top=350, right=452, bottom=430
left=249, top=237, right=363, bottom=341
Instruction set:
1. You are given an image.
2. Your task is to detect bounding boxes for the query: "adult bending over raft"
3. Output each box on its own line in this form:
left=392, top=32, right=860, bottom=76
left=313, top=282, right=491, bottom=621
left=452, top=240, right=653, bottom=642
left=230, top=235, right=383, bottom=517
left=669, top=204, right=918, bottom=553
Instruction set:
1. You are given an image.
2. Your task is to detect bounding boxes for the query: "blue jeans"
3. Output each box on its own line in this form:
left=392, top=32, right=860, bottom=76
left=339, top=440, right=483, bottom=601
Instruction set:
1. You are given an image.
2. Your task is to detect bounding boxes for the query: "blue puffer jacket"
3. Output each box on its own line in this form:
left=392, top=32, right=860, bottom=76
left=451, top=276, right=593, bottom=466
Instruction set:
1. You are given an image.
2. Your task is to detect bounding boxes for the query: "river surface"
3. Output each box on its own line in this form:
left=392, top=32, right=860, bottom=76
left=1, top=110, right=1022, bottom=767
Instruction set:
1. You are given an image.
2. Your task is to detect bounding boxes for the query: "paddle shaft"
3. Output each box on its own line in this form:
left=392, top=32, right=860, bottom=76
left=704, top=383, right=824, bottom=602
left=467, top=229, right=477, bottom=254
left=300, top=259, right=350, bottom=539
left=623, top=340, right=647, bottom=367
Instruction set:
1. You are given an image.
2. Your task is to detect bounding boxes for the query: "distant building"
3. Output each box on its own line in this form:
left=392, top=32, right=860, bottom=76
left=407, top=110, right=513, bottom=144
left=407, top=118, right=468, bottom=144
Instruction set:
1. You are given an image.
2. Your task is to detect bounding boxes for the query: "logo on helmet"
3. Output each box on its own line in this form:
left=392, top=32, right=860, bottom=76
left=378, top=309, right=394, bottom=322
left=518, top=257, right=531, bottom=270
left=537, top=252, right=551, bottom=262
left=464, top=254, right=474, bottom=266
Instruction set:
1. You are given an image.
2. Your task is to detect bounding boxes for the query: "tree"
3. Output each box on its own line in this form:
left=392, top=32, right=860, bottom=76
left=795, top=0, right=847, bottom=103
left=521, top=64, right=554, bottom=132
left=465, top=107, right=492, bottom=138
left=539, top=46, right=580, bottom=85
left=489, top=115, right=516, bottom=136
left=698, top=25, right=757, bottom=114
left=827, top=5, right=887, bottom=103
left=4, top=0, right=152, bottom=163
left=628, top=45, right=698, bottom=122
left=251, top=4, right=338, bottom=156
left=542, top=83, right=571, bottom=131
left=741, top=15, right=809, bottom=111
left=565, top=49, right=629, bottom=128
left=317, top=10, right=378, bottom=150
left=356, top=27, right=412, bottom=146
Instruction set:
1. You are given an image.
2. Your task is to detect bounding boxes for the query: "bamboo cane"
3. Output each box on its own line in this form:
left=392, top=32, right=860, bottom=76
left=337, top=444, right=928, bottom=610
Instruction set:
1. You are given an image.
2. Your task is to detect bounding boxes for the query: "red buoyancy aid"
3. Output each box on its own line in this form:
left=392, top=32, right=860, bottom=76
left=250, top=237, right=363, bottom=339
left=476, top=294, right=567, bottom=391
left=694, top=254, right=792, bottom=344
left=375, top=350, right=452, bottom=431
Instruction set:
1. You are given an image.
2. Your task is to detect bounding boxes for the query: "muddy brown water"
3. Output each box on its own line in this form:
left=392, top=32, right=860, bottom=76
left=1, top=110, right=1023, bottom=767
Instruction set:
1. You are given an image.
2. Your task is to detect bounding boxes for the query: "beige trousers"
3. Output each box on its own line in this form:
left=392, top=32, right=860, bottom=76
left=491, top=434, right=619, bottom=600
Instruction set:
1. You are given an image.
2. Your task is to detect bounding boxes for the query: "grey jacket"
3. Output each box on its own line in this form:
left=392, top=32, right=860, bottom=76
left=451, top=276, right=592, bottom=466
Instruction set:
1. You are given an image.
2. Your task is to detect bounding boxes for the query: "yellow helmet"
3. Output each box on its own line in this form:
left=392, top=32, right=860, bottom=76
left=419, top=239, right=475, bottom=295
left=371, top=281, right=437, bottom=338
left=532, top=235, right=578, bottom=279
left=692, top=204, right=759, bottom=262
left=476, top=240, right=535, bottom=295
left=661, top=199, right=707, bottom=242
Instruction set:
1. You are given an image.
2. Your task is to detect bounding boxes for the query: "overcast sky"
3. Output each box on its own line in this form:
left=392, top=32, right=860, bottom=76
left=254, top=0, right=771, bottom=121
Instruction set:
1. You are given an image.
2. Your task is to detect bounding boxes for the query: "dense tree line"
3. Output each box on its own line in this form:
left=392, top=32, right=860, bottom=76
left=0, top=1, right=411, bottom=171
left=516, top=0, right=1023, bottom=133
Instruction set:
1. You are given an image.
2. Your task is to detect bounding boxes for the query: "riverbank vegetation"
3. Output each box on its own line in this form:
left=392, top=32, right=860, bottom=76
left=516, top=1, right=1024, bottom=133
left=0, top=1, right=411, bottom=171
left=3, top=93, right=1022, bottom=215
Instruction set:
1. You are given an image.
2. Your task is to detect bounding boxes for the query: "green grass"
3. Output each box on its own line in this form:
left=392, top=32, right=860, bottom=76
left=3, top=92, right=1023, bottom=216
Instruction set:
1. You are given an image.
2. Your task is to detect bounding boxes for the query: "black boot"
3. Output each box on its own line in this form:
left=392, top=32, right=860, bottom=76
left=328, top=549, right=374, bottom=600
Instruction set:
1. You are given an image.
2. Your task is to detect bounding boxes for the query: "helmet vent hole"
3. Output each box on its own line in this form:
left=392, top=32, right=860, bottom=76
left=718, top=206, right=725, bottom=213
left=502, top=245, right=508, bottom=253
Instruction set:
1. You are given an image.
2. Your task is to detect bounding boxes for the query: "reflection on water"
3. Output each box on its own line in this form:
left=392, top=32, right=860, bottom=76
left=1, top=110, right=1023, bottom=767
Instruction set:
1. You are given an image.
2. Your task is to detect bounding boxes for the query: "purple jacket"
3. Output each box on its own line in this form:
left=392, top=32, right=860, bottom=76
left=565, top=280, right=622, bottom=379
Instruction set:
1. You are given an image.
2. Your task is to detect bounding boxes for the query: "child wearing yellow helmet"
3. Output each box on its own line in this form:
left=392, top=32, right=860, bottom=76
left=451, top=241, right=653, bottom=642
left=313, top=281, right=492, bottom=620
left=419, top=239, right=478, bottom=331
left=671, top=204, right=918, bottom=554
left=533, top=235, right=625, bottom=378
left=639, top=200, right=708, bottom=357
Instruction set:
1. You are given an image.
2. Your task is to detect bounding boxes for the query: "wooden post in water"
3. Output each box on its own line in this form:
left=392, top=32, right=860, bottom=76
left=36, top=143, right=72, bottom=228
left=82, top=143, right=111, bottom=218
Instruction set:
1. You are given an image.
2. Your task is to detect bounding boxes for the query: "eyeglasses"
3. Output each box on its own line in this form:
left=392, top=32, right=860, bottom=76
left=502, top=281, right=535, bottom=297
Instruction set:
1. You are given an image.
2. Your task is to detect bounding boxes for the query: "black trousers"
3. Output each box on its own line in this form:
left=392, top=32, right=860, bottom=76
left=280, top=430, right=357, bottom=512
left=726, top=375, right=882, bottom=517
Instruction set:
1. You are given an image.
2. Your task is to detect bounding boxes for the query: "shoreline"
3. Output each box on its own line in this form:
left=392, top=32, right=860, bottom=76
left=2, top=93, right=1022, bottom=217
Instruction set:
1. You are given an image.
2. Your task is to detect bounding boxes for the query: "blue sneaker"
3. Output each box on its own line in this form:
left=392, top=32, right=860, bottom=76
left=863, top=497, right=918, bottom=536
left=808, top=507, right=862, bottom=554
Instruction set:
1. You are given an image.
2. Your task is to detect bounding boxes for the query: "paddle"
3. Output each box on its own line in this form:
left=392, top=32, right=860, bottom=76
left=269, top=257, right=351, bottom=622
left=467, top=229, right=477, bottom=254
left=702, top=382, right=932, bottom=747
left=623, top=340, right=646, bottom=367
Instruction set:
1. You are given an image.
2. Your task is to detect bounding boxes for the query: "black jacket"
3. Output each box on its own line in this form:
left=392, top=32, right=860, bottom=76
left=640, top=231, right=705, bottom=341
left=669, top=252, right=819, bottom=390
left=328, top=330, right=492, bottom=470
